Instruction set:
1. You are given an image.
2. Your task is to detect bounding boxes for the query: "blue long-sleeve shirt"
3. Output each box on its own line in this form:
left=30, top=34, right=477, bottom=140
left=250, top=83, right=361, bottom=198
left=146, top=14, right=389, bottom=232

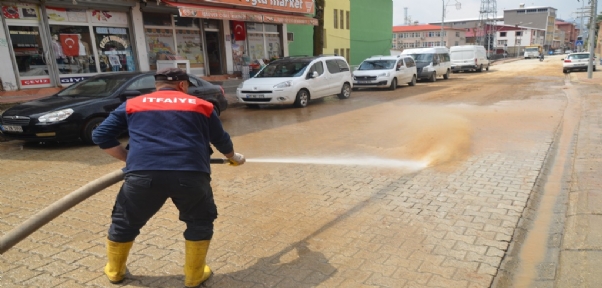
left=92, top=88, right=234, bottom=174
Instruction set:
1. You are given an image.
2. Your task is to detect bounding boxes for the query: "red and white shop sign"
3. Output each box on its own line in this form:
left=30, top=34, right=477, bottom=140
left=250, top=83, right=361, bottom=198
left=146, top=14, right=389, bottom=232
left=21, top=78, right=51, bottom=86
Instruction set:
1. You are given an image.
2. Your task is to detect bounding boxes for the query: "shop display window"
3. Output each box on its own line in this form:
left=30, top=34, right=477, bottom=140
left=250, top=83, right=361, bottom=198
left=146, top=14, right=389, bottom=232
left=8, top=26, right=48, bottom=77
left=248, top=33, right=265, bottom=61
left=94, top=26, right=135, bottom=72
left=174, top=15, right=199, bottom=28
left=142, top=12, right=172, bottom=26
left=176, top=29, right=204, bottom=69
left=245, top=23, right=282, bottom=62
left=145, top=28, right=176, bottom=70
left=49, top=25, right=97, bottom=74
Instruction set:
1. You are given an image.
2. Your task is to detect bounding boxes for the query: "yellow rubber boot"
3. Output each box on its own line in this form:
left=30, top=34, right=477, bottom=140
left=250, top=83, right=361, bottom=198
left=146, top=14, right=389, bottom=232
left=184, top=240, right=213, bottom=287
left=104, top=239, right=134, bottom=284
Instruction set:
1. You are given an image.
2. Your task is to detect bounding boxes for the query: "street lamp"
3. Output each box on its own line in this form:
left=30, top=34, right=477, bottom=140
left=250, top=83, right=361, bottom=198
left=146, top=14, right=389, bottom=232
left=441, top=0, right=461, bottom=47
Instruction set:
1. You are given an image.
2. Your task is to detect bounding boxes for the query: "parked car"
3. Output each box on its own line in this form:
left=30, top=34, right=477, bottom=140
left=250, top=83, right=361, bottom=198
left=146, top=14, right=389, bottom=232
left=352, top=55, right=417, bottom=90
left=564, top=50, right=573, bottom=54
left=401, top=46, right=451, bottom=82
left=562, top=52, right=597, bottom=73
left=450, top=45, right=490, bottom=73
left=0, top=72, right=227, bottom=144
left=236, top=55, right=353, bottom=108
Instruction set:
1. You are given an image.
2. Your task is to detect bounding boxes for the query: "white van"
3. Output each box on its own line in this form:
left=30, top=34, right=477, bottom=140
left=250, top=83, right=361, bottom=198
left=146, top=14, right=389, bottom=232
left=352, top=55, right=417, bottom=90
left=236, top=55, right=353, bottom=108
left=401, top=47, right=451, bottom=82
left=450, top=45, right=490, bottom=73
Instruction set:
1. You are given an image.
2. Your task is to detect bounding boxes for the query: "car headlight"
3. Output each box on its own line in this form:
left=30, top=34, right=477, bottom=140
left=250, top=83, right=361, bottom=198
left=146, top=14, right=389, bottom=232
left=274, top=80, right=292, bottom=89
left=38, top=108, right=74, bottom=123
left=237, top=82, right=244, bottom=89
left=378, top=72, right=390, bottom=77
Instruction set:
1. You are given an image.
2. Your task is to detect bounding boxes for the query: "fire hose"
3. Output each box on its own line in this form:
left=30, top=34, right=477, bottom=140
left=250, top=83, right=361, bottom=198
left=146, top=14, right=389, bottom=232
left=0, top=158, right=231, bottom=254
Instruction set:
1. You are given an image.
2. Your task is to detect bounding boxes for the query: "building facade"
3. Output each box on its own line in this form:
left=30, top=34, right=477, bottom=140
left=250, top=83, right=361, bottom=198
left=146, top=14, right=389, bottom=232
left=503, top=5, right=557, bottom=50
left=392, top=24, right=466, bottom=51
left=287, top=0, right=392, bottom=66
left=494, top=25, right=546, bottom=55
left=0, top=0, right=317, bottom=91
left=555, top=20, right=579, bottom=51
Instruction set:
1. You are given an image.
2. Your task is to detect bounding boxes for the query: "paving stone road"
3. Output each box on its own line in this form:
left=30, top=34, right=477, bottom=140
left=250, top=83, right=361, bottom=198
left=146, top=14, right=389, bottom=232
left=0, top=58, right=573, bottom=287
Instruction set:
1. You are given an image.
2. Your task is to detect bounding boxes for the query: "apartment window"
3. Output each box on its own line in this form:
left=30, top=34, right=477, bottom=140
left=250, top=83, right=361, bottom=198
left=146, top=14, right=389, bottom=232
left=323, top=29, right=327, bottom=48
left=456, top=31, right=460, bottom=37
left=454, top=41, right=459, bottom=46
left=500, top=32, right=507, bottom=37
left=334, top=9, right=338, bottom=29
left=334, top=48, right=339, bottom=56
left=340, top=10, right=344, bottom=29
left=339, top=48, right=344, bottom=59
left=346, top=48, right=350, bottom=62
left=346, top=11, right=350, bottom=29
left=516, top=31, right=522, bottom=36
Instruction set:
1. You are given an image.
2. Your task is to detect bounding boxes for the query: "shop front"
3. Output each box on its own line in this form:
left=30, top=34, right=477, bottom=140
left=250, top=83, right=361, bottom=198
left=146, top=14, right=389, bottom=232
left=1, top=0, right=137, bottom=89
left=161, top=0, right=317, bottom=77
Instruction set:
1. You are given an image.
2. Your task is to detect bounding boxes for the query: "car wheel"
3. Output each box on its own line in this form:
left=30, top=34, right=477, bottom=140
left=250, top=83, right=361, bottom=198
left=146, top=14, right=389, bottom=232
left=478, top=65, right=483, bottom=72
left=443, top=69, right=450, bottom=79
left=337, top=83, right=351, bottom=99
left=430, top=72, right=436, bottom=82
left=486, top=65, right=490, bottom=71
left=294, top=89, right=310, bottom=107
left=81, top=117, right=104, bottom=145
left=245, top=104, right=260, bottom=109
left=563, top=69, right=568, bottom=74
left=408, top=75, right=416, bottom=86
left=389, top=78, right=397, bottom=90
left=594, top=66, right=597, bottom=72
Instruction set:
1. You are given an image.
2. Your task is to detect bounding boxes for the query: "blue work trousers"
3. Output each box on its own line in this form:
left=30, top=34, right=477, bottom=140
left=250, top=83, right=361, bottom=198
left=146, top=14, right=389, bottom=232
left=108, top=170, right=217, bottom=242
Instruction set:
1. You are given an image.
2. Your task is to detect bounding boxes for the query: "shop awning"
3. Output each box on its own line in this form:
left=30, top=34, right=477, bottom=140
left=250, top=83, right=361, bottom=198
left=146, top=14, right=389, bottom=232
left=163, top=1, right=317, bottom=26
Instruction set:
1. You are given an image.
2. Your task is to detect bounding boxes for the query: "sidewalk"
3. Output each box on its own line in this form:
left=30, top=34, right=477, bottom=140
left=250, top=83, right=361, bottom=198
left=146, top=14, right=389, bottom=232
left=556, top=69, right=602, bottom=286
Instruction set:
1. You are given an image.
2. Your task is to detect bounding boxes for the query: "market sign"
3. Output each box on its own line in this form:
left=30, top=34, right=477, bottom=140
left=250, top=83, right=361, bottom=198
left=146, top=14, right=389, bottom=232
left=203, top=0, right=314, bottom=15
left=262, top=13, right=317, bottom=25
left=179, top=6, right=262, bottom=22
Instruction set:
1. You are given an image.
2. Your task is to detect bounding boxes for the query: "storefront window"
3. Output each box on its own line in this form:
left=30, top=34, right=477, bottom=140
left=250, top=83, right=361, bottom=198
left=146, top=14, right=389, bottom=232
left=94, top=27, right=135, bottom=72
left=49, top=25, right=97, bottom=74
left=145, top=28, right=176, bottom=70
left=248, top=33, right=265, bottom=61
left=143, top=12, right=205, bottom=72
left=8, top=26, right=48, bottom=77
left=266, top=34, right=280, bottom=59
left=264, top=24, right=278, bottom=32
left=246, top=23, right=263, bottom=32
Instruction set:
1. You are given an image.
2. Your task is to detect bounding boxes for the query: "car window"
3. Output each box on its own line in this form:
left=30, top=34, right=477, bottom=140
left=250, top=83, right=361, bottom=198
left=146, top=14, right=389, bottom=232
left=408, top=53, right=433, bottom=62
left=188, top=77, right=200, bottom=87
left=57, top=76, right=129, bottom=97
left=126, top=76, right=155, bottom=91
left=325, top=59, right=341, bottom=73
left=336, top=59, right=350, bottom=71
left=358, top=60, right=396, bottom=70
left=256, top=60, right=310, bottom=77
left=308, top=61, right=325, bottom=76
left=397, top=59, right=404, bottom=68
left=568, top=54, right=589, bottom=60
left=405, top=57, right=415, bottom=67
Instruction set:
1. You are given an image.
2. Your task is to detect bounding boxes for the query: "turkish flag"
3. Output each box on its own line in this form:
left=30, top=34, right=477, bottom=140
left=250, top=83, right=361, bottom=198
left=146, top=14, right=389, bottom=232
left=232, top=21, right=246, bottom=41
left=60, top=34, right=79, bottom=56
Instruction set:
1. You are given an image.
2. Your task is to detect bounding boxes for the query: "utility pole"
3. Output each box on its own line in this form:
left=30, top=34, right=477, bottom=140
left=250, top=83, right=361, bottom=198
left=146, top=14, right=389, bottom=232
left=313, top=0, right=325, bottom=56
left=587, top=0, right=597, bottom=78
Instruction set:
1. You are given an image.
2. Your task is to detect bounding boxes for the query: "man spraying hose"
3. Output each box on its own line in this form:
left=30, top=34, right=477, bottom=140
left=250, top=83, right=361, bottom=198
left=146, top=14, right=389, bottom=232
left=92, top=68, right=245, bottom=287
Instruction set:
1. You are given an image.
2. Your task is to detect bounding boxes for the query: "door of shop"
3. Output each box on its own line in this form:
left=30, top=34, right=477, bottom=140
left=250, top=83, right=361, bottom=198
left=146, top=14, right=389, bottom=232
left=7, top=24, right=54, bottom=89
left=205, top=31, right=223, bottom=75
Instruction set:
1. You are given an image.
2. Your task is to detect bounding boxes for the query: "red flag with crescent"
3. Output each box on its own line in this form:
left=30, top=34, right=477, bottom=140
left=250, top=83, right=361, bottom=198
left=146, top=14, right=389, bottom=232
left=232, top=21, right=246, bottom=41
left=60, top=34, right=79, bottom=56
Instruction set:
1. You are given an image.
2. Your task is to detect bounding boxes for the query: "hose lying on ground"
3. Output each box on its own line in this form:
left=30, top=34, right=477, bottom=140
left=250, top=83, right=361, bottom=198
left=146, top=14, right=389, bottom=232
left=0, top=169, right=125, bottom=254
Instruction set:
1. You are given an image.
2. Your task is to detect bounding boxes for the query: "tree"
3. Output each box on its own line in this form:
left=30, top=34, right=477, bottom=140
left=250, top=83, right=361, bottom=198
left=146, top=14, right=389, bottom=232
left=313, top=0, right=325, bottom=56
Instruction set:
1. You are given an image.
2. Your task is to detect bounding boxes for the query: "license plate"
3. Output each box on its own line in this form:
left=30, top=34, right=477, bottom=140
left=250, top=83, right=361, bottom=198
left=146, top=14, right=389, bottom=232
left=359, top=81, right=371, bottom=84
left=246, top=94, right=264, bottom=98
left=1, top=125, right=23, bottom=132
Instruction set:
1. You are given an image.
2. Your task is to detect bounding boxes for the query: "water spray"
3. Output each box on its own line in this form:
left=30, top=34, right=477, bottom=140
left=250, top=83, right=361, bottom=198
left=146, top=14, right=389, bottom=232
left=213, top=157, right=430, bottom=170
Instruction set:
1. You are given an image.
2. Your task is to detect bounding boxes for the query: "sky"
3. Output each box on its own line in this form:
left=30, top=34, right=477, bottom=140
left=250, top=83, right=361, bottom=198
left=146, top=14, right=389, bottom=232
left=392, top=0, right=602, bottom=28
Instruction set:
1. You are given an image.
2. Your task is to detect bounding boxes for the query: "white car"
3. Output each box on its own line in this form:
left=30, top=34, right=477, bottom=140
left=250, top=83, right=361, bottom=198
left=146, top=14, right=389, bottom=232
left=352, top=55, right=417, bottom=90
left=450, top=45, right=490, bottom=73
left=237, top=55, right=353, bottom=108
left=401, top=46, right=451, bottom=82
left=562, top=52, right=597, bottom=73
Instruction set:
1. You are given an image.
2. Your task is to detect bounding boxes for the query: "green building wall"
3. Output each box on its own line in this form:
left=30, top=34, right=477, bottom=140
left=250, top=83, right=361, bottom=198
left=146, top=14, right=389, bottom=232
left=349, top=0, right=393, bottom=66
left=287, top=25, right=314, bottom=57
left=286, top=0, right=393, bottom=65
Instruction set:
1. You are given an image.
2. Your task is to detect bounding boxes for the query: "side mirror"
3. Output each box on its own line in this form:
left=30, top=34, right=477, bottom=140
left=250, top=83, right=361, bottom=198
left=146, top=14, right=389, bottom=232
left=309, top=71, right=319, bottom=78
left=119, top=90, right=142, bottom=101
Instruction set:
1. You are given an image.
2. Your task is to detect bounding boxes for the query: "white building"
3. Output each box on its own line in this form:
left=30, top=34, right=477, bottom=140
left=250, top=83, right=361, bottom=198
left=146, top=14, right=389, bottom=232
left=495, top=24, right=546, bottom=54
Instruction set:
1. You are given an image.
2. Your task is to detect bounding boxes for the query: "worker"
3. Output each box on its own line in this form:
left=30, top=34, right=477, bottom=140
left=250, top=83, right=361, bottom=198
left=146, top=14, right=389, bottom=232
left=92, top=68, right=245, bottom=287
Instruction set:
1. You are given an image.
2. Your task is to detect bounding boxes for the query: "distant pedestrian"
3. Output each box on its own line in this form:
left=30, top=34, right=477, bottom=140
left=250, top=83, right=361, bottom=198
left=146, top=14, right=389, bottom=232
left=92, top=68, right=245, bottom=287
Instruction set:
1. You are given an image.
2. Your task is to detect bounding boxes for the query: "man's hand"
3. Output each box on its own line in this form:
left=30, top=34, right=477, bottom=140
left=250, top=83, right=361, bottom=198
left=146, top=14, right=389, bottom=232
left=228, top=152, right=246, bottom=166
left=102, top=145, right=128, bottom=162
